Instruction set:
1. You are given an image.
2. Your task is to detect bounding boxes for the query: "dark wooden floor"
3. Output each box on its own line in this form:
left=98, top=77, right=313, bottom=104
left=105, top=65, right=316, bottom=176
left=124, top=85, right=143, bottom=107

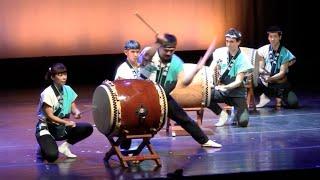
left=1, top=86, right=320, bottom=179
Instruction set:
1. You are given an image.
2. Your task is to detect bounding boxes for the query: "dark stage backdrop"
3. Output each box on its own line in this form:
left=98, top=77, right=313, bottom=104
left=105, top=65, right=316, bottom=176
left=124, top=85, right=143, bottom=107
left=0, top=0, right=318, bottom=91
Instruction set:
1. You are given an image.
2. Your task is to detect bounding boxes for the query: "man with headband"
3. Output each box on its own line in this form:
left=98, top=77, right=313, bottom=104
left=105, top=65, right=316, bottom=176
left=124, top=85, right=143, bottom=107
left=139, top=33, right=222, bottom=148
left=208, top=28, right=253, bottom=127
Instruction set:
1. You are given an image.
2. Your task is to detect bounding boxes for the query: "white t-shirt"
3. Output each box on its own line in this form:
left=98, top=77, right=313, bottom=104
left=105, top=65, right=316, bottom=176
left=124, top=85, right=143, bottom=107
left=114, top=61, right=139, bottom=80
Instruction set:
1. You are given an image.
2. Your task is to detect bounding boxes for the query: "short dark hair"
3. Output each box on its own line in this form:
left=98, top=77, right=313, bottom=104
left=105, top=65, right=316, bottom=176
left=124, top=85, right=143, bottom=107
left=157, top=33, right=177, bottom=48
left=124, top=40, right=141, bottom=50
left=267, top=26, right=282, bottom=36
left=225, top=28, right=242, bottom=41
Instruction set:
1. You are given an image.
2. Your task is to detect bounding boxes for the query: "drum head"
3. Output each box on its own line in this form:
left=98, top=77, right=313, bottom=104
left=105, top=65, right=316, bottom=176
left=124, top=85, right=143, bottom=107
left=92, top=84, right=115, bottom=136
left=92, top=79, right=167, bottom=137
left=252, top=52, right=259, bottom=87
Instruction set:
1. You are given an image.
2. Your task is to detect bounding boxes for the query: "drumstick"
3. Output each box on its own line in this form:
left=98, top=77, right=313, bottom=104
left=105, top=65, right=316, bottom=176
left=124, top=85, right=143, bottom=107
left=183, top=37, right=217, bottom=86
left=198, top=37, right=217, bottom=66
left=83, top=104, right=96, bottom=108
left=79, top=105, right=97, bottom=115
left=135, top=12, right=159, bottom=34
left=261, top=67, right=271, bottom=75
left=194, top=37, right=217, bottom=70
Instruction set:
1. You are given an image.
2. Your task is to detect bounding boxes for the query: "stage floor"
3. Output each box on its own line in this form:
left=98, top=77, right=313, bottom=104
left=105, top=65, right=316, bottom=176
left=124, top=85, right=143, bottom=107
left=1, top=86, right=320, bottom=179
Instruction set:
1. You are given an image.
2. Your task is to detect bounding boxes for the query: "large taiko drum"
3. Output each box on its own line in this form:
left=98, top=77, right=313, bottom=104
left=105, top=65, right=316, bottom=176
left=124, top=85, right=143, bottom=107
left=170, top=63, right=213, bottom=108
left=92, top=79, right=168, bottom=137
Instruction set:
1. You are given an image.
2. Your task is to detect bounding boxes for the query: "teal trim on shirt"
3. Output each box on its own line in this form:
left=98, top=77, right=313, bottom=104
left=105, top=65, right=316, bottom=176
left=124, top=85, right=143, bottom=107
left=59, top=85, right=77, bottom=118
left=163, top=54, right=184, bottom=93
left=266, top=47, right=295, bottom=71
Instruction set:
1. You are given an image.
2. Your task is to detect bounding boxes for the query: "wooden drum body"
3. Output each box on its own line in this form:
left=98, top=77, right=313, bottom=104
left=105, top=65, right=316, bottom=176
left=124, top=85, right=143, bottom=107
left=92, top=79, right=168, bottom=137
left=171, top=63, right=213, bottom=108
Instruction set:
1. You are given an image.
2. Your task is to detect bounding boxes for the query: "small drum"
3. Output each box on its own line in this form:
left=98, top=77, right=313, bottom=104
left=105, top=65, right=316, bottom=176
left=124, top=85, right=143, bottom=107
left=170, top=63, right=213, bottom=108
left=92, top=79, right=168, bottom=137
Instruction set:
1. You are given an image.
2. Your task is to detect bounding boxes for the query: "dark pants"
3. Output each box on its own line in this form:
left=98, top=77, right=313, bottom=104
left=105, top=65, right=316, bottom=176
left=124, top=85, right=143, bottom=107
left=207, top=88, right=249, bottom=127
left=167, top=95, right=209, bottom=144
left=36, top=122, right=93, bottom=162
left=120, top=95, right=210, bottom=149
left=255, top=78, right=298, bottom=108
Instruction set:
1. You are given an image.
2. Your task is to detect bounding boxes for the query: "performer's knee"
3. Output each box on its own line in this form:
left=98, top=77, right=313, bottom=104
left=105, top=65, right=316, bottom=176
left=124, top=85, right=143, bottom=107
left=238, top=109, right=249, bottom=127
left=85, top=123, right=94, bottom=137
left=77, top=122, right=94, bottom=138
left=286, top=91, right=299, bottom=108
left=45, top=150, right=59, bottom=162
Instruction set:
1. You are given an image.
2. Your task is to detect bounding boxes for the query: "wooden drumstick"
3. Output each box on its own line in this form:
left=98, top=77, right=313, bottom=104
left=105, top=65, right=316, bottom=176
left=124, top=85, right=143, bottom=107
left=183, top=37, right=217, bottom=86
left=198, top=37, right=217, bottom=66
left=83, top=104, right=97, bottom=108
left=135, top=12, right=159, bottom=34
left=79, top=105, right=97, bottom=115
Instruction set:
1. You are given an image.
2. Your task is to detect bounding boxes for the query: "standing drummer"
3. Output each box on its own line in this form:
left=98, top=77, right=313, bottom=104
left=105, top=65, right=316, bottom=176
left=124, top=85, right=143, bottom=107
left=139, top=33, right=222, bottom=148
left=208, top=28, right=253, bottom=127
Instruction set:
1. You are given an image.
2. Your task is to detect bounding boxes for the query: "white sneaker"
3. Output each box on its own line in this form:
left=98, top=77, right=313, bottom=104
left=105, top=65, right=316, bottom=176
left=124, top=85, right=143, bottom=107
left=58, top=142, right=77, bottom=158
left=256, top=94, right=270, bottom=108
left=215, top=110, right=228, bottom=127
left=201, top=140, right=222, bottom=148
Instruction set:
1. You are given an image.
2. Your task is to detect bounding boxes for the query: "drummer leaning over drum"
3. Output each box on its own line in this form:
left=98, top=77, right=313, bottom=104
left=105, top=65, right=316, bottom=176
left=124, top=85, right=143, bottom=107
left=116, top=35, right=222, bottom=148
left=208, top=28, right=253, bottom=127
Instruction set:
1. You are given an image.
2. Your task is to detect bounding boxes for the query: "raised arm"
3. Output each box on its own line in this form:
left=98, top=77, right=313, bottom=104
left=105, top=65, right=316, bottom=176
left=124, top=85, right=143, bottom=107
left=183, top=37, right=217, bottom=86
